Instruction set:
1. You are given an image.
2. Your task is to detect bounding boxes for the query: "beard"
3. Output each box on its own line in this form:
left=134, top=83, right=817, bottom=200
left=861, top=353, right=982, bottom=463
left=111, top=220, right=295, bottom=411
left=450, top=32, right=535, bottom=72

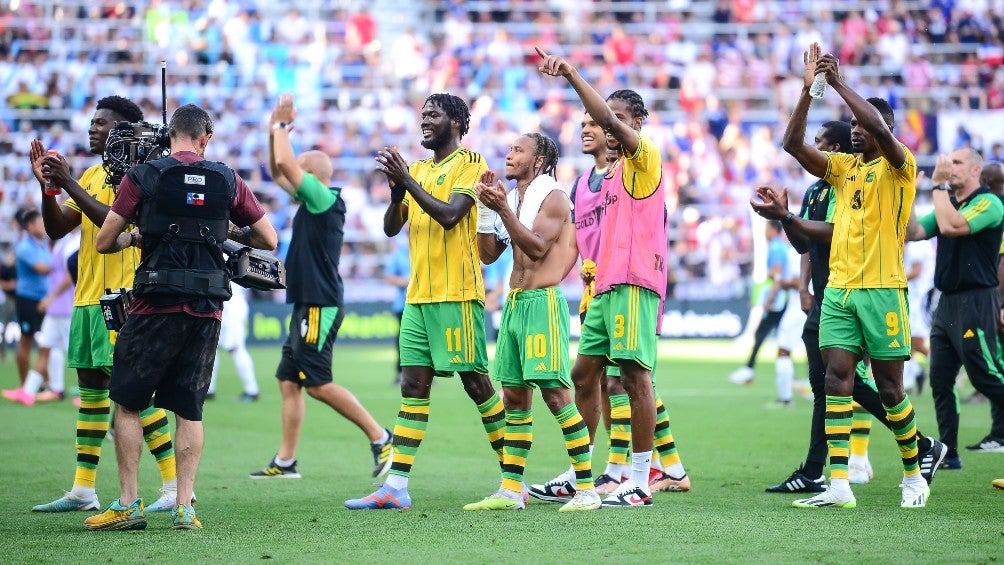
left=421, top=127, right=452, bottom=151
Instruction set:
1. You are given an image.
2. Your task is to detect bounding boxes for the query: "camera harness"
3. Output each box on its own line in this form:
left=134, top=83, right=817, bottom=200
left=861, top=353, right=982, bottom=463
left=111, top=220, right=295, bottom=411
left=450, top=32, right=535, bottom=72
left=128, top=156, right=236, bottom=310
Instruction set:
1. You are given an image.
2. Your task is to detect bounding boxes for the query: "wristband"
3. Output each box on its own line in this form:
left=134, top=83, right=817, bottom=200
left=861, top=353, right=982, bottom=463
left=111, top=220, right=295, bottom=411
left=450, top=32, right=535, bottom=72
left=932, top=183, right=951, bottom=192
left=781, top=211, right=795, bottom=226
left=476, top=200, right=498, bottom=234
left=129, top=232, right=137, bottom=247
left=272, top=121, right=289, bottom=131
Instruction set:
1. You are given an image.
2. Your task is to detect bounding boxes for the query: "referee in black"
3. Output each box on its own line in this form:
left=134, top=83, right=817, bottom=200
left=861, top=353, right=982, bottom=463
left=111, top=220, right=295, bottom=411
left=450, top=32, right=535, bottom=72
left=908, top=147, right=1004, bottom=466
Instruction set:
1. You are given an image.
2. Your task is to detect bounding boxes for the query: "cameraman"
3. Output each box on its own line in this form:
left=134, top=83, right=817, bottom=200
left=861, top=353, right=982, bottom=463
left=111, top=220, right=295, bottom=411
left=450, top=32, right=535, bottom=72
left=92, top=104, right=276, bottom=531
left=249, top=94, right=393, bottom=481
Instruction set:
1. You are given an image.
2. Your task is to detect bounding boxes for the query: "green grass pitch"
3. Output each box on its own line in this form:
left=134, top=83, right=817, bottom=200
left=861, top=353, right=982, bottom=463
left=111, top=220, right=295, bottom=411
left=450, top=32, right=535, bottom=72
left=1, top=341, right=1001, bottom=564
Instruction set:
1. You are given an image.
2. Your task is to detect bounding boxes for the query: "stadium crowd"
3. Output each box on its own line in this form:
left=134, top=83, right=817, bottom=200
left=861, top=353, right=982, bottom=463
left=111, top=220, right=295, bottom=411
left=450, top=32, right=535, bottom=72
left=2, top=0, right=1003, bottom=301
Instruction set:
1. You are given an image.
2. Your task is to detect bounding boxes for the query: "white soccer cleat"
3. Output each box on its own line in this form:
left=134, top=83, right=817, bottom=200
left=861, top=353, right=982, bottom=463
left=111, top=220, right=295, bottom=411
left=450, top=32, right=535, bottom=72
left=728, top=367, right=754, bottom=385
left=901, top=478, right=931, bottom=508
left=559, top=489, right=601, bottom=512
left=848, top=459, right=873, bottom=485
left=792, top=489, right=856, bottom=509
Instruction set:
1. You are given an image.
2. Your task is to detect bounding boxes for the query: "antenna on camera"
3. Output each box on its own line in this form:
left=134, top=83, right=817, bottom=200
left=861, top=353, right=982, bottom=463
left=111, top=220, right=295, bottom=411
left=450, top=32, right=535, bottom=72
left=161, top=60, right=168, bottom=126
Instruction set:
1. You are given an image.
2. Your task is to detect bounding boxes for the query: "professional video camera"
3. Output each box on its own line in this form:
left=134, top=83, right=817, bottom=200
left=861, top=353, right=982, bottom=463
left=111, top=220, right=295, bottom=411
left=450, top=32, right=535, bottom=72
left=102, top=62, right=171, bottom=186
left=223, top=240, right=287, bottom=291
left=99, top=287, right=134, bottom=331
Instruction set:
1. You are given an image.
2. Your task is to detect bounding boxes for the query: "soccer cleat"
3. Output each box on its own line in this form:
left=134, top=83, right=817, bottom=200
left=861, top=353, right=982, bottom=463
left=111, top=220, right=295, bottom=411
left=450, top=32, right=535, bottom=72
left=993, top=478, right=1004, bottom=490
left=559, top=489, right=601, bottom=512
left=766, top=467, right=827, bottom=493
left=594, top=473, right=622, bottom=495
left=249, top=456, right=301, bottom=479
left=521, top=482, right=530, bottom=506
left=146, top=487, right=177, bottom=512
left=940, top=455, right=963, bottom=470
left=84, top=498, right=146, bottom=531
left=601, top=480, right=653, bottom=507
left=918, top=437, right=948, bottom=485
left=371, top=429, right=394, bottom=478
left=344, top=484, right=411, bottom=510
left=2, top=387, right=35, bottom=406
left=728, top=367, right=754, bottom=385
left=650, top=471, right=691, bottom=492
left=901, top=479, right=931, bottom=508
left=35, top=390, right=64, bottom=402
left=238, top=393, right=259, bottom=402
left=463, top=490, right=525, bottom=511
left=848, top=459, right=874, bottom=485
left=32, top=492, right=100, bottom=512
left=792, top=490, right=856, bottom=509
left=965, top=436, right=1004, bottom=453
left=172, top=503, right=202, bottom=529
left=527, top=473, right=575, bottom=503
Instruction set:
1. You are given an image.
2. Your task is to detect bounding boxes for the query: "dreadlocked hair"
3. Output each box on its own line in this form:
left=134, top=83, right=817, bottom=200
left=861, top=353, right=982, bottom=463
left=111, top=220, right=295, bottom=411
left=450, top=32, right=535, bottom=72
left=526, top=132, right=559, bottom=178
left=425, top=93, right=470, bottom=139
left=607, top=89, right=649, bottom=122
left=96, top=95, right=143, bottom=123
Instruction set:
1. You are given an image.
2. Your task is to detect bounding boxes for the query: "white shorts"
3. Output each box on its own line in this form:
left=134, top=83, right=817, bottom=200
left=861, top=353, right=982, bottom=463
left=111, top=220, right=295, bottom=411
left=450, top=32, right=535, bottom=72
left=35, top=314, right=71, bottom=351
left=777, top=304, right=807, bottom=352
left=218, top=297, right=249, bottom=351
left=909, top=299, right=930, bottom=340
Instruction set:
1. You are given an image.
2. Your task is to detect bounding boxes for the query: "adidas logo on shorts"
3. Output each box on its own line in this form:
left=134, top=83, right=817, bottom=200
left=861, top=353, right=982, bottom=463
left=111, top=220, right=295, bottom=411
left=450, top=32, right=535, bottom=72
left=534, top=362, right=547, bottom=371
left=450, top=355, right=463, bottom=363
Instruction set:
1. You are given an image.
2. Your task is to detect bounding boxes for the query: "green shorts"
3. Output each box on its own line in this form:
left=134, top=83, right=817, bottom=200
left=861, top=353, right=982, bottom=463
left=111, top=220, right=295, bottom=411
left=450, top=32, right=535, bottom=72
left=400, top=300, right=488, bottom=376
left=819, top=287, right=911, bottom=360
left=578, top=285, right=659, bottom=370
left=493, top=288, right=571, bottom=389
left=67, top=305, right=116, bottom=371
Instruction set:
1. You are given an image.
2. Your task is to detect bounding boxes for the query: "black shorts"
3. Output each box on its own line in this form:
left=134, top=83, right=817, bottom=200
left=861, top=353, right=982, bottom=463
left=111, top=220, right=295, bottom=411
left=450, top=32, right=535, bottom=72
left=109, top=313, right=220, bottom=421
left=275, top=304, right=344, bottom=387
left=15, top=296, right=44, bottom=335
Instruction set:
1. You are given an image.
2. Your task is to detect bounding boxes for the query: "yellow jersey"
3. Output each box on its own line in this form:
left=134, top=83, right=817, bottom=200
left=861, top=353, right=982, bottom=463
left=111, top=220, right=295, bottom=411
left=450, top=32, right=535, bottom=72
left=65, top=164, right=141, bottom=306
left=824, top=147, right=916, bottom=289
left=403, top=147, right=486, bottom=304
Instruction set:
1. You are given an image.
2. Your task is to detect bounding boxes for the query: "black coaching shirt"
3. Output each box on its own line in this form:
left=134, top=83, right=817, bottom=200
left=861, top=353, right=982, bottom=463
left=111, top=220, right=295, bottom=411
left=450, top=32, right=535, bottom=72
left=797, top=179, right=833, bottom=301
left=918, top=186, right=1004, bottom=294
left=285, top=173, right=345, bottom=306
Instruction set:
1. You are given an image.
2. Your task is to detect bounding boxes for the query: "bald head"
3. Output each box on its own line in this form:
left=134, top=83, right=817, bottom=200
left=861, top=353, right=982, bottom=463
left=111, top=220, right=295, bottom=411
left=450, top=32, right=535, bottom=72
left=297, top=150, right=333, bottom=186
left=981, top=161, right=1004, bottom=197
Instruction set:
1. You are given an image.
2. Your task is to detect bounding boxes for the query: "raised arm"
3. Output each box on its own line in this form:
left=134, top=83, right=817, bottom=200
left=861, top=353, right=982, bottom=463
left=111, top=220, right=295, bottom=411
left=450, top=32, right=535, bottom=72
left=535, top=46, right=640, bottom=156
left=817, top=55, right=907, bottom=168
left=377, top=147, right=474, bottom=230
left=30, top=140, right=82, bottom=239
left=268, top=96, right=299, bottom=195
left=782, top=43, right=829, bottom=178
left=473, top=170, right=507, bottom=264
left=750, top=185, right=833, bottom=245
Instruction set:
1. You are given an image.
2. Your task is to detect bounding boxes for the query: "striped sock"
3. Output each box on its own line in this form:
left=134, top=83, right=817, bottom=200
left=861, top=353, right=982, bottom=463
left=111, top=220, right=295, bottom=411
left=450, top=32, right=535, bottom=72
left=607, top=393, right=631, bottom=471
left=825, top=395, right=853, bottom=481
left=388, top=397, right=430, bottom=479
left=500, top=409, right=531, bottom=494
left=73, top=387, right=111, bottom=490
left=139, top=406, right=176, bottom=484
left=477, top=391, right=506, bottom=466
left=884, top=395, right=921, bottom=477
left=555, top=402, right=593, bottom=490
left=849, top=402, right=872, bottom=457
left=653, top=393, right=684, bottom=477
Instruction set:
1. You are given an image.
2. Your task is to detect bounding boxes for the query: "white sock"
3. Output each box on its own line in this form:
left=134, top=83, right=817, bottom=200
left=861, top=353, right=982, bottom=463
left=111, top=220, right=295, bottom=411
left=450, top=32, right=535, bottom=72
left=385, top=474, right=408, bottom=490
left=829, top=477, right=852, bottom=496
left=208, top=356, right=220, bottom=395
left=23, top=369, right=44, bottom=396
left=275, top=455, right=296, bottom=467
left=903, top=359, right=919, bottom=390
left=69, top=485, right=96, bottom=500
left=232, top=346, right=259, bottom=395
left=902, top=472, right=925, bottom=486
left=666, top=462, right=686, bottom=479
left=650, top=456, right=664, bottom=471
left=604, top=463, right=628, bottom=480
left=47, top=349, right=65, bottom=393
left=775, top=356, right=794, bottom=402
left=630, top=451, right=652, bottom=490
left=372, top=428, right=390, bottom=445
left=162, top=478, right=177, bottom=493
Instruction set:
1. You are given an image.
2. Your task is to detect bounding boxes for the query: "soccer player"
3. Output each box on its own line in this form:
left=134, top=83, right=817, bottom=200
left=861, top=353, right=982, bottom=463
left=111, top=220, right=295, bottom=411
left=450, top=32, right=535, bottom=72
left=757, top=43, right=946, bottom=508
left=728, top=221, right=789, bottom=386
left=345, top=93, right=506, bottom=510
left=206, top=281, right=259, bottom=402
left=535, top=48, right=668, bottom=507
left=531, top=113, right=689, bottom=502
left=907, top=148, right=1004, bottom=464
left=463, top=133, right=600, bottom=512
left=251, top=95, right=393, bottom=479
left=28, top=97, right=181, bottom=513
